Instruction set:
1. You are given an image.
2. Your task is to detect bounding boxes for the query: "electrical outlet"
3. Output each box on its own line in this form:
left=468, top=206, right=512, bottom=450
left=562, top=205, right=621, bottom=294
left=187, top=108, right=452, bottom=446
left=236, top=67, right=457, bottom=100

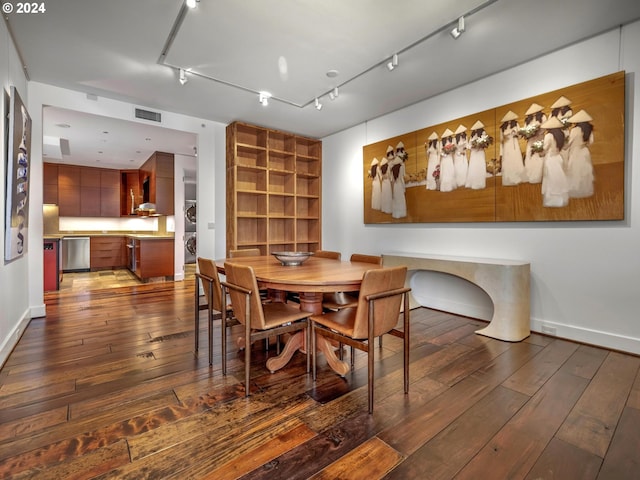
left=541, top=324, right=557, bottom=336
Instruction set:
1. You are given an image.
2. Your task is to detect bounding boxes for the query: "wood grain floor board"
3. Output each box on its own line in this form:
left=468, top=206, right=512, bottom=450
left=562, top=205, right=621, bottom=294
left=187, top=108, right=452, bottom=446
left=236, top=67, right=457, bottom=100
left=555, top=351, right=640, bottom=457
left=0, top=275, right=638, bottom=478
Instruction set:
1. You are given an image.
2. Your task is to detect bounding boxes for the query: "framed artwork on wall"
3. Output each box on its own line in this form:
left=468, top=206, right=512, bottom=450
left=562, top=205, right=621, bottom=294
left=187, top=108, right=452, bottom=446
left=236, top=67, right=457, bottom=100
left=4, top=86, right=32, bottom=262
left=363, top=71, right=625, bottom=224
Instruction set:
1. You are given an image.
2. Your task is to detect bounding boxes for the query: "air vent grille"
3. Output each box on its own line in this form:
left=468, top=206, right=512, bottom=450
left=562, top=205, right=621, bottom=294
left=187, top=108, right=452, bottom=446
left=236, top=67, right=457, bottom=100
left=135, top=108, right=162, bottom=123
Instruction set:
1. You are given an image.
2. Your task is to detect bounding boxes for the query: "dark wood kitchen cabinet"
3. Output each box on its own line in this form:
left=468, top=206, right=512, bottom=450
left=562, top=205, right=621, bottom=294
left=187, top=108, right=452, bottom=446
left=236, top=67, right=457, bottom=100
left=43, top=163, right=58, bottom=204
left=100, top=169, right=121, bottom=217
left=45, top=163, right=122, bottom=217
left=90, top=236, right=126, bottom=270
left=57, top=165, right=81, bottom=216
left=139, top=152, right=174, bottom=215
left=129, top=237, right=174, bottom=280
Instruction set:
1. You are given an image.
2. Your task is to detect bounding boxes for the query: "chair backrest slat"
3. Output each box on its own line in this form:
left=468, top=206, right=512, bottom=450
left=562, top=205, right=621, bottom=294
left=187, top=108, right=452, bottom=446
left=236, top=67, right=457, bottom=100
left=224, top=262, right=267, bottom=329
left=197, top=257, right=224, bottom=312
left=352, top=266, right=407, bottom=339
left=350, top=253, right=383, bottom=265
left=315, top=250, right=341, bottom=260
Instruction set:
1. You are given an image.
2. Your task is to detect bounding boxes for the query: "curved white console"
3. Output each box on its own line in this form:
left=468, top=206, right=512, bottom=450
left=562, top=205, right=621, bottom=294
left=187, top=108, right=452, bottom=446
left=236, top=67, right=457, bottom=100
left=383, top=252, right=530, bottom=342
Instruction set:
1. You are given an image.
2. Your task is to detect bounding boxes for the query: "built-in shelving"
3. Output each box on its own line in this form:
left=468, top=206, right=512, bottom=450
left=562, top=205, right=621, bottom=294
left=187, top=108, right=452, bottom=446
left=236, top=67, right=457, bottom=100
left=226, top=121, right=322, bottom=255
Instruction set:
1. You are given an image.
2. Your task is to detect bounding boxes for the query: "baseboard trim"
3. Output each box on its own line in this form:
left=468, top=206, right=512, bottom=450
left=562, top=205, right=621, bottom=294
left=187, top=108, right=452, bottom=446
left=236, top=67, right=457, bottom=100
left=0, top=308, right=31, bottom=369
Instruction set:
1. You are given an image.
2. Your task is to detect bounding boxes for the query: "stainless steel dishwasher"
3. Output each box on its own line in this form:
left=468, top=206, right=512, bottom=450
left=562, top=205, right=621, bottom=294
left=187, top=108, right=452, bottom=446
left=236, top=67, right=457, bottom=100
left=61, top=237, right=90, bottom=272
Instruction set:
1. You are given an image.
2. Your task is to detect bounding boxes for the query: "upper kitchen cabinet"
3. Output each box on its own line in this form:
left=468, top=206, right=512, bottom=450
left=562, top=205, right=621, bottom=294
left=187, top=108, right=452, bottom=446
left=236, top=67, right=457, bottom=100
left=138, top=152, right=174, bottom=215
left=43, top=162, right=59, bottom=205
left=57, top=164, right=81, bottom=216
left=100, top=169, right=121, bottom=217
left=45, top=163, right=122, bottom=217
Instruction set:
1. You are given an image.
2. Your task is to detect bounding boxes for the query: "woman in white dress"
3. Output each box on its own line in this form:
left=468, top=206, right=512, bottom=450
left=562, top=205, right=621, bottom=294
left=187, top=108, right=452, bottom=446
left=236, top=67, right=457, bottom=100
left=369, top=157, right=381, bottom=210
left=439, top=129, right=456, bottom=192
left=379, top=146, right=394, bottom=214
left=522, top=103, right=547, bottom=184
left=566, top=109, right=595, bottom=198
left=499, top=110, right=525, bottom=186
left=454, top=124, right=469, bottom=188
left=391, top=142, right=407, bottom=218
left=466, top=120, right=489, bottom=190
left=550, top=96, right=573, bottom=168
left=425, top=132, right=440, bottom=190
left=540, top=116, right=569, bottom=208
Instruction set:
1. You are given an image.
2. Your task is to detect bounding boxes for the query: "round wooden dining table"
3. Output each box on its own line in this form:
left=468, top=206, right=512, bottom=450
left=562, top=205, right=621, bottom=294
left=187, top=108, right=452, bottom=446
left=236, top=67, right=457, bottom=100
left=215, top=254, right=383, bottom=374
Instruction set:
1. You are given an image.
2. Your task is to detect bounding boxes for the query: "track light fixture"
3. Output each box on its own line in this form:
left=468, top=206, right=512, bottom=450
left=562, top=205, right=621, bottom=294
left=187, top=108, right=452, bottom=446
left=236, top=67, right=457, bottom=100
left=186, top=0, right=199, bottom=8
left=258, top=91, right=271, bottom=106
left=329, top=87, right=339, bottom=101
left=451, top=16, right=465, bottom=39
left=315, top=98, right=323, bottom=110
left=386, top=53, right=399, bottom=71
left=179, top=68, right=187, bottom=85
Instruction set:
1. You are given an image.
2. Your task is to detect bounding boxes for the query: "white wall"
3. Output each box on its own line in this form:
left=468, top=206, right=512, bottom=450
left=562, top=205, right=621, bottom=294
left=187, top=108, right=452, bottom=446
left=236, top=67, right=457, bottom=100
left=0, top=20, right=31, bottom=366
left=321, top=23, right=640, bottom=354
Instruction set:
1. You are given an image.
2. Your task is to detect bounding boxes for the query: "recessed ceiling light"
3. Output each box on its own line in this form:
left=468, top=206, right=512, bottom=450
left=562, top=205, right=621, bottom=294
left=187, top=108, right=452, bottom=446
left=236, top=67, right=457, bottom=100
left=145, top=138, right=151, bottom=141
left=103, top=131, right=109, bottom=134
left=326, top=69, right=339, bottom=78
left=56, top=123, right=71, bottom=128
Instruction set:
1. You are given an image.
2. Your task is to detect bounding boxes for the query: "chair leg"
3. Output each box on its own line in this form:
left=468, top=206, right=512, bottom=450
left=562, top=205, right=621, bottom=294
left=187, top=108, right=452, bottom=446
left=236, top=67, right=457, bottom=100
left=244, top=295, right=252, bottom=397
left=312, top=321, right=317, bottom=381
left=368, top=342, right=374, bottom=414
left=351, top=346, right=355, bottom=369
left=208, top=303, right=214, bottom=366
left=194, top=276, right=199, bottom=351
left=221, top=284, right=228, bottom=375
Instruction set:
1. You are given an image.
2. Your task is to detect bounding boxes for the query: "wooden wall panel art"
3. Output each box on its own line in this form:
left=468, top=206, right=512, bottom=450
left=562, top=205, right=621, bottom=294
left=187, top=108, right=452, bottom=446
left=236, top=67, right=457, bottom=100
left=363, top=71, right=625, bottom=224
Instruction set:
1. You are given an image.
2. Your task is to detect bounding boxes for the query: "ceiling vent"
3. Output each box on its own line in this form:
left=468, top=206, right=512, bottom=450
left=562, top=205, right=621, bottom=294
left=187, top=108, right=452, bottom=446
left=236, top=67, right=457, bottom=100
left=135, top=108, right=162, bottom=123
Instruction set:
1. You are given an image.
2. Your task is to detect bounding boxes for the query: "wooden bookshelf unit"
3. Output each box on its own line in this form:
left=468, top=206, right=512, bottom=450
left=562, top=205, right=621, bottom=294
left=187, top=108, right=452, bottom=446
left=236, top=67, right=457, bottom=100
left=226, top=121, right=322, bottom=256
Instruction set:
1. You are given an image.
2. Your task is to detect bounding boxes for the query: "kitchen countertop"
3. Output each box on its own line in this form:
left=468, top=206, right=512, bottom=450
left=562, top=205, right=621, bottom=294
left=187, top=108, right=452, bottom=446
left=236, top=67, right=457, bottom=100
left=47, top=233, right=174, bottom=239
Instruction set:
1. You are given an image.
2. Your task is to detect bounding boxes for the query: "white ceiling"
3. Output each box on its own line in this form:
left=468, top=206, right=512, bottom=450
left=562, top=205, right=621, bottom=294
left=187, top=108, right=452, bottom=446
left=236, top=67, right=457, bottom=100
left=5, top=0, right=640, bottom=169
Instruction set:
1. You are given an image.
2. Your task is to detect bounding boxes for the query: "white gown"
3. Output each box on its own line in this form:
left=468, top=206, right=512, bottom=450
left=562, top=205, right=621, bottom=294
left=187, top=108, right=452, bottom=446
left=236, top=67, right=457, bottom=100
left=566, top=126, right=594, bottom=198
left=501, top=123, right=525, bottom=186
left=541, top=131, right=569, bottom=208
left=371, top=166, right=381, bottom=210
left=454, top=137, right=468, bottom=187
left=466, top=132, right=487, bottom=190
left=380, top=164, right=393, bottom=214
left=523, top=116, right=546, bottom=184
left=425, top=142, right=440, bottom=190
left=439, top=140, right=456, bottom=193
left=391, top=158, right=407, bottom=218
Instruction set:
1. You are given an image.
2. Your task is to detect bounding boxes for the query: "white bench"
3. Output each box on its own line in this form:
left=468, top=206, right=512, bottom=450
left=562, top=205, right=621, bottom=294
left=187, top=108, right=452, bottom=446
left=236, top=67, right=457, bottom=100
left=383, top=253, right=531, bottom=342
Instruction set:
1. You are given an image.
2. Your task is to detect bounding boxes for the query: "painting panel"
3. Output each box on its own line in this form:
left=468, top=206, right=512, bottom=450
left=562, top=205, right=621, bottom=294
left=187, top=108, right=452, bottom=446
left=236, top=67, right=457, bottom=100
left=363, top=71, right=625, bottom=224
left=4, top=86, right=32, bottom=262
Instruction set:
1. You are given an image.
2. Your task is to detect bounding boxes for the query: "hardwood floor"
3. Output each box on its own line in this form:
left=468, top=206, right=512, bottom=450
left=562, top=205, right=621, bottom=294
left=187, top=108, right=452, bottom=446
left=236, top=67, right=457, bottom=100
left=1, top=276, right=639, bottom=479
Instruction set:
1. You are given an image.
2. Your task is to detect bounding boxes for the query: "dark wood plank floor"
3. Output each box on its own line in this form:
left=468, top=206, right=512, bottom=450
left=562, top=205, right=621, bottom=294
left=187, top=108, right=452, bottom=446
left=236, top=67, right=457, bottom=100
left=1, top=277, right=639, bottom=479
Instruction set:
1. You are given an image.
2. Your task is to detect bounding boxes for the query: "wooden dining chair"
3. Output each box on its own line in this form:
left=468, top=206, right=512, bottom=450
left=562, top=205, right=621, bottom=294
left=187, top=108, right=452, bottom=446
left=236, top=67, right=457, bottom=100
left=311, top=265, right=410, bottom=413
left=195, top=257, right=235, bottom=366
left=322, top=253, right=382, bottom=310
left=314, top=250, right=341, bottom=260
left=222, top=262, right=313, bottom=397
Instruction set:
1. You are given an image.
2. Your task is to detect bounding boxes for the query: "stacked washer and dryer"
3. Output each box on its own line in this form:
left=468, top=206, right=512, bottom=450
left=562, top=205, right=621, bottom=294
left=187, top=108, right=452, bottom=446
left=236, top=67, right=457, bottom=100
left=184, top=182, right=196, bottom=264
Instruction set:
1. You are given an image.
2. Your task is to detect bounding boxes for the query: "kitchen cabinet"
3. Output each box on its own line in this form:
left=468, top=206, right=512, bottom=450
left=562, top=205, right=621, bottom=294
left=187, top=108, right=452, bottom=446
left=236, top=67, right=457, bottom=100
left=128, top=237, right=174, bottom=280
left=226, top=121, right=322, bottom=255
left=138, top=152, right=174, bottom=215
left=43, top=163, right=58, bottom=204
left=80, top=168, right=101, bottom=216
left=100, top=169, right=121, bottom=217
left=44, top=163, right=122, bottom=217
left=90, top=236, right=126, bottom=270
left=121, top=170, right=141, bottom=216
left=58, top=165, right=81, bottom=216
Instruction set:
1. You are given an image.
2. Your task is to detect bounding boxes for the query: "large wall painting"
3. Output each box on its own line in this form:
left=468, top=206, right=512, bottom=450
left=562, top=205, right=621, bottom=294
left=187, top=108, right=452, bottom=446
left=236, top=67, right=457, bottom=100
left=363, top=71, right=625, bottom=224
left=4, top=86, right=32, bottom=262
